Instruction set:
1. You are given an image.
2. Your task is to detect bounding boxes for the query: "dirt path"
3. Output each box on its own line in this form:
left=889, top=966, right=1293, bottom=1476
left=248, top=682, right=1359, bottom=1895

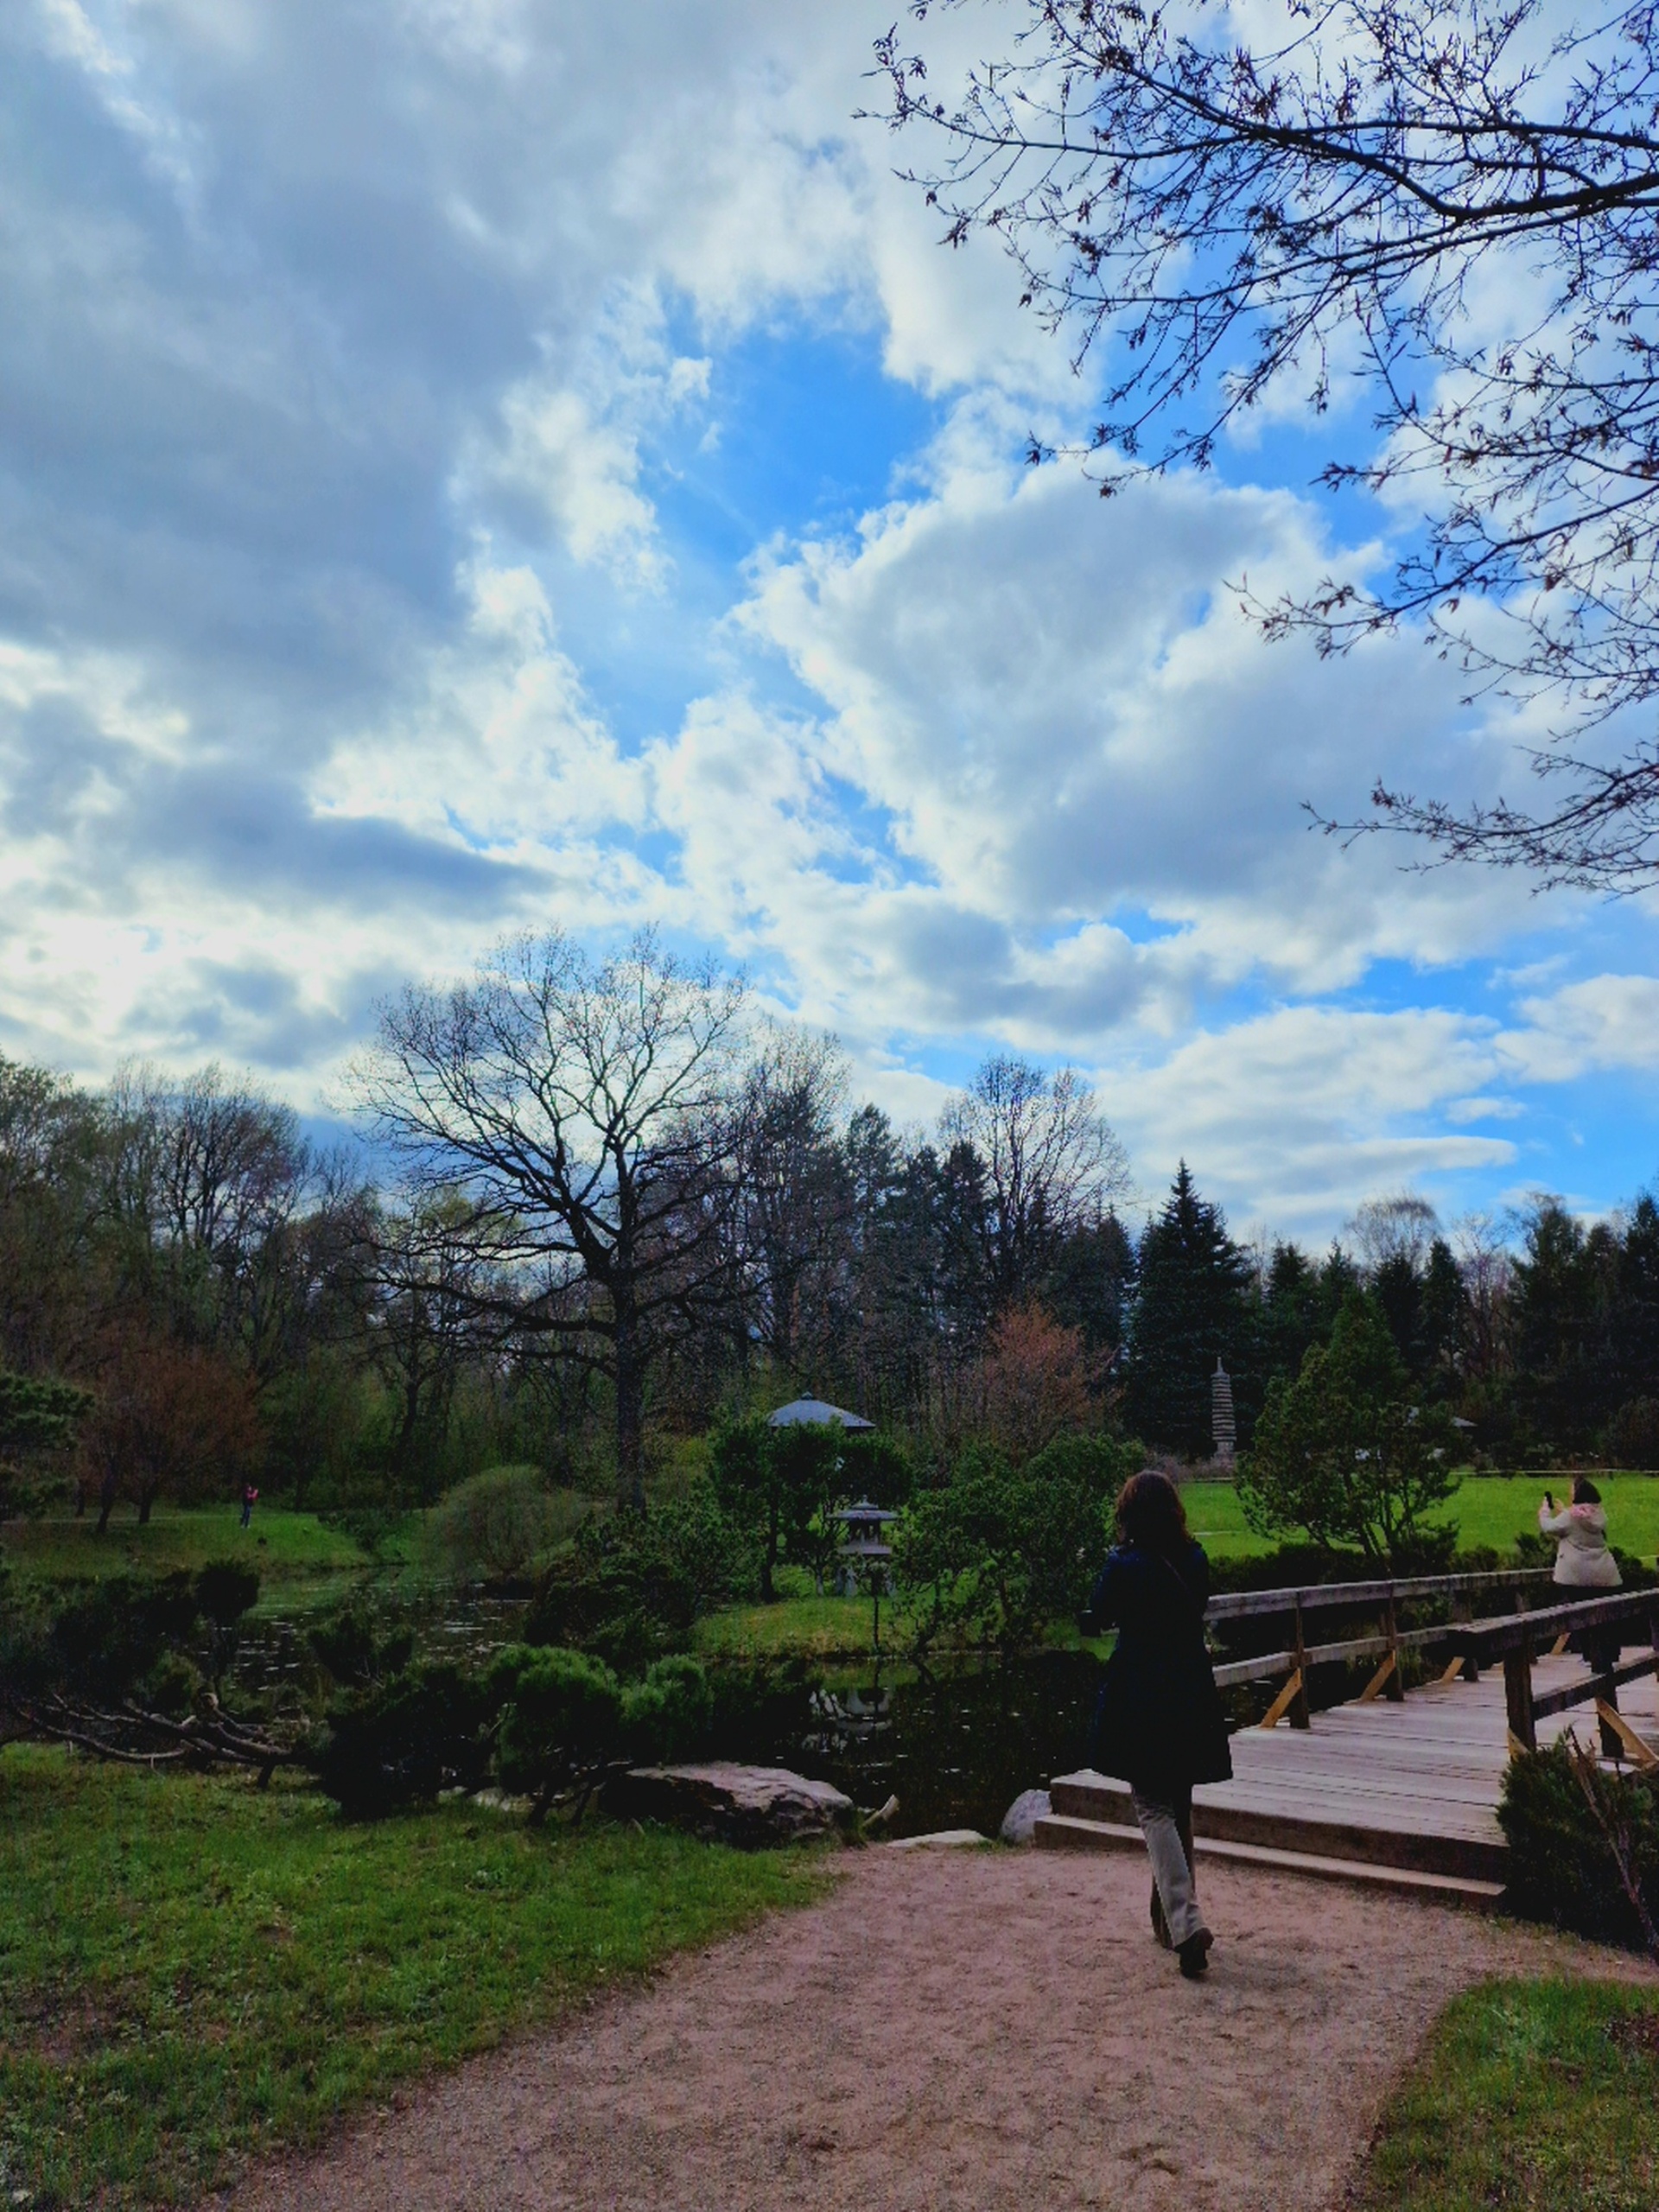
left=228, top=1848, right=1656, bottom=2212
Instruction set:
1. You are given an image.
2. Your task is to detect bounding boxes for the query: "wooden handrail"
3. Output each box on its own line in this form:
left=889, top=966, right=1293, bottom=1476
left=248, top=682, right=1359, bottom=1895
left=1444, top=1586, right=1659, bottom=1657
left=1205, top=1567, right=1551, bottom=1624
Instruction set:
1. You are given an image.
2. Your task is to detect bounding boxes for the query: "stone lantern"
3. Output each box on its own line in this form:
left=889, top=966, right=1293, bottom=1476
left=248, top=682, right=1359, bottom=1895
left=835, top=1498, right=897, bottom=1654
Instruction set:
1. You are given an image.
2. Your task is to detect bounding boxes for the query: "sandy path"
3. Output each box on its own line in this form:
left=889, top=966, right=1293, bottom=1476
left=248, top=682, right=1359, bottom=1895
left=227, top=1849, right=1656, bottom=2212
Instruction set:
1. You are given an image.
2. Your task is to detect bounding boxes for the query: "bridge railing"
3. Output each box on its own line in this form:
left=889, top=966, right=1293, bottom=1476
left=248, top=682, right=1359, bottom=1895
left=1446, top=1588, right=1659, bottom=1760
left=1203, top=1567, right=1554, bottom=1731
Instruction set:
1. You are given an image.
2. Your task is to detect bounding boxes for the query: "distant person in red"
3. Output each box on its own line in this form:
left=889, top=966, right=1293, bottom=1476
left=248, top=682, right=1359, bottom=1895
left=1086, top=1470, right=1232, bottom=1979
left=240, top=1482, right=259, bottom=1529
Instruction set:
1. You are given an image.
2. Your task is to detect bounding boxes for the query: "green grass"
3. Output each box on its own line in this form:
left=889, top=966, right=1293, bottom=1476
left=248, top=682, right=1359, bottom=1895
left=0, top=1504, right=407, bottom=1619
left=1181, top=1471, right=1659, bottom=1566
left=691, top=1565, right=903, bottom=1660
left=1348, top=1976, right=1659, bottom=2210
left=0, top=1745, right=825, bottom=2209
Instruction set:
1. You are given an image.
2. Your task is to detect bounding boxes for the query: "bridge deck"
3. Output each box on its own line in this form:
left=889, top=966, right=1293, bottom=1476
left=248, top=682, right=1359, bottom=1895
left=1039, top=1655, right=1659, bottom=1895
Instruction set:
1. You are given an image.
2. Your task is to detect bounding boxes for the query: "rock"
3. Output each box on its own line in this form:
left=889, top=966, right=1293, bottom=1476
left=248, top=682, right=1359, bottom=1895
left=998, top=1788, right=1052, bottom=1846
left=609, top=1763, right=855, bottom=1847
left=885, top=1829, right=988, bottom=1850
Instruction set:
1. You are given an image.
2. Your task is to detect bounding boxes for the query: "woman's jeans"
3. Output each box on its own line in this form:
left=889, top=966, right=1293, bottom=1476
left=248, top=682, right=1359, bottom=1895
left=1131, top=1784, right=1207, bottom=1948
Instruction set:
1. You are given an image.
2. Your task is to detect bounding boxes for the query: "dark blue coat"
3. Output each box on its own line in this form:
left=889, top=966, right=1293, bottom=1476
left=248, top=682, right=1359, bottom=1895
left=1087, top=1540, right=1233, bottom=1796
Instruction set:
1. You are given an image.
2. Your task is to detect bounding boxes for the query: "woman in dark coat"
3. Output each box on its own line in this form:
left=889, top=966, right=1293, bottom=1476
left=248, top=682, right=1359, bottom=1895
left=1087, top=1469, right=1232, bottom=1978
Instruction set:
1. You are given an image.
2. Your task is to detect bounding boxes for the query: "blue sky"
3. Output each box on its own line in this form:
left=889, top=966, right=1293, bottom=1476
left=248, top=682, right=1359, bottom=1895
left=5, top=0, right=1659, bottom=1243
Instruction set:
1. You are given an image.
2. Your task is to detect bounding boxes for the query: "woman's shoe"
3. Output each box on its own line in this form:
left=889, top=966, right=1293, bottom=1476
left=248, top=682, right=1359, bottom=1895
left=1177, top=1929, right=1213, bottom=1980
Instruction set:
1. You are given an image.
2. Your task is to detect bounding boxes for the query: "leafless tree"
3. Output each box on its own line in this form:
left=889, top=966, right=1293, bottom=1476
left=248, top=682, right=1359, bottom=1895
left=879, top=0, right=1659, bottom=886
left=1453, top=1209, right=1515, bottom=1379
left=1347, top=1192, right=1441, bottom=1274
left=731, top=1024, right=855, bottom=1382
left=939, top=1054, right=1130, bottom=1306
left=354, top=930, right=750, bottom=1510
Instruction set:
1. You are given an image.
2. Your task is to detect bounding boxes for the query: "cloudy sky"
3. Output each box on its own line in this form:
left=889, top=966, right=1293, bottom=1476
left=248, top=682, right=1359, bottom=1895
left=5, top=0, right=1659, bottom=1239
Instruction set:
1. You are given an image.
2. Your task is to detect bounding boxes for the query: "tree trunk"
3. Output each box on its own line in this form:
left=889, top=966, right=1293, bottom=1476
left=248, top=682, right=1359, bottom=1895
left=96, top=1471, right=116, bottom=1535
left=137, top=1485, right=156, bottom=1527
left=613, top=1303, right=646, bottom=1513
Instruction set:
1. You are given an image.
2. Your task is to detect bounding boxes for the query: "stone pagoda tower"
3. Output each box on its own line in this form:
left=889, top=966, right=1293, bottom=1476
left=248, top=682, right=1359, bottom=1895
left=1211, top=1358, right=1236, bottom=1465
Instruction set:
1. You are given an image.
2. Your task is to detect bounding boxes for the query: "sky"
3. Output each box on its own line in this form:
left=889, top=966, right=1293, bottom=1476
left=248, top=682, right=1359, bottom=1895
left=4, top=0, right=1659, bottom=1243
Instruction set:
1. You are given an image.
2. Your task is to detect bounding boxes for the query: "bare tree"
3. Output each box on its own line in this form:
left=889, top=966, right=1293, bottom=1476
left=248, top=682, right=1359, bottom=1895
left=1453, top=1210, right=1515, bottom=1381
left=939, top=1054, right=1130, bottom=1308
left=880, top=0, right=1659, bottom=886
left=354, top=930, right=749, bottom=1510
left=731, top=1024, right=855, bottom=1382
left=1346, top=1192, right=1441, bottom=1275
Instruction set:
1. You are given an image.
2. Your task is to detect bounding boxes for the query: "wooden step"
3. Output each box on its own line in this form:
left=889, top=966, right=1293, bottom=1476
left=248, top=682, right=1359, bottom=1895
left=1048, top=1769, right=1508, bottom=1883
left=1033, top=1814, right=1507, bottom=1910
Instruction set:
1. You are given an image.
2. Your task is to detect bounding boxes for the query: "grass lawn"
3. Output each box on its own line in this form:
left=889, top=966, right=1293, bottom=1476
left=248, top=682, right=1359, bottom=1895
left=691, top=1565, right=902, bottom=1661
left=1348, top=1976, right=1659, bottom=2210
left=0, top=1745, right=825, bottom=2209
left=2, top=1505, right=392, bottom=1617
left=1181, top=1471, right=1659, bottom=1566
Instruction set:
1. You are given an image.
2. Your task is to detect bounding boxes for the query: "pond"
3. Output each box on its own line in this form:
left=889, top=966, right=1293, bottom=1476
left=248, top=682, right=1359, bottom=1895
left=232, top=1603, right=1103, bottom=1842
left=791, top=1649, right=1104, bottom=1839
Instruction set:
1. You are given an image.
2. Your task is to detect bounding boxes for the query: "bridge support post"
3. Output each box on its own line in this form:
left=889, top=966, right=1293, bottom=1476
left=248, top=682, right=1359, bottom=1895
left=1289, top=1600, right=1311, bottom=1730
left=1504, top=1631, right=1536, bottom=1756
left=1383, top=1595, right=1405, bottom=1702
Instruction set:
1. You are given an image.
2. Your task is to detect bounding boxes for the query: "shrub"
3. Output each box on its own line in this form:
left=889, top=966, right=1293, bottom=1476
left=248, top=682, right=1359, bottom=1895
left=621, top=1653, right=715, bottom=1764
left=42, top=1573, right=202, bottom=1702
left=896, top=1445, right=1109, bottom=1652
left=307, top=1600, right=414, bottom=1688
left=194, top=1560, right=259, bottom=1627
left=495, top=1647, right=625, bottom=1817
left=1501, top=1740, right=1659, bottom=1949
left=526, top=1479, right=756, bottom=1670
left=425, top=1466, right=582, bottom=1586
left=311, top=1661, right=494, bottom=1818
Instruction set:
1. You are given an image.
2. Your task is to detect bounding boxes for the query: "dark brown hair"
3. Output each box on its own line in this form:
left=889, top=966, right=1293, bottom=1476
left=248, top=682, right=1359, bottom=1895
left=1115, top=1469, right=1190, bottom=1557
left=1573, top=1476, right=1603, bottom=1506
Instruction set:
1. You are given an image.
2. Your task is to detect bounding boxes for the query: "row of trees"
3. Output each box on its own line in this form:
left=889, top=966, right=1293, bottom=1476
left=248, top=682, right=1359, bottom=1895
left=3, top=926, right=1656, bottom=1527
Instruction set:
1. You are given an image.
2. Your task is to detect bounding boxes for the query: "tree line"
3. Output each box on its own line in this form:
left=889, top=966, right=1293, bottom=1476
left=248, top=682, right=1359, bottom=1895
left=3, top=926, right=1657, bottom=1527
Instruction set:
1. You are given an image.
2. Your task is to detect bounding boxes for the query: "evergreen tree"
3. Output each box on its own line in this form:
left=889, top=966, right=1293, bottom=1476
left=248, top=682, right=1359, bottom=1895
left=1045, top=1211, right=1137, bottom=1356
left=1261, top=1243, right=1327, bottom=1384
left=1126, top=1165, right=1256, bottom=1455
left=1420, top=1237, right=1469, bottom=1388
left=1372, top=1251, right=1424, bottom=1375
left=1617, top=1193, right=1659, bottom=1402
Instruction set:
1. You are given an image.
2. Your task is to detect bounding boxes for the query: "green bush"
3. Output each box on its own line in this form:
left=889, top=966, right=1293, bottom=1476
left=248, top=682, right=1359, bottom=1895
left=896, top=1443, right=1111, bottom=1652
left=425, top=1465, right=584, bottom=1586
left=496, top=1646, right=625, bottom=1816
left=526, top=1478, right=756, bottom=1669
left=1500, top=1740, right=1659, bottom=1948
left=312, top=1660, right=495, bottom=1818
left=621, top=1653, right=715, bottom=1764
left=307, top=1599, right=415, bottom=1688
left=41, top=1573, right=202, bottom=1702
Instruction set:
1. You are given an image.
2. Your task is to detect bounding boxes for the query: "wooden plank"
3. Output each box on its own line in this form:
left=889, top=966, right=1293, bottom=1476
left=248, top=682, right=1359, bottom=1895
left=1533, top=1649, right=1659, bottom=1719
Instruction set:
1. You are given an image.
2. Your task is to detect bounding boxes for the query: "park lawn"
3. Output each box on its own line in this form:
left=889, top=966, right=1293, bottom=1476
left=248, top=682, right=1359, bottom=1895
left=692, top=1564, right=900, bottom=1659
left=0, top=1745, right=825, bottom=2209
left=2, top=1504, right=391, bottom=1614
left=1347, top=1975, right=1659, bottom=2210
left=1182, top=1472, right=1659, bottom=1566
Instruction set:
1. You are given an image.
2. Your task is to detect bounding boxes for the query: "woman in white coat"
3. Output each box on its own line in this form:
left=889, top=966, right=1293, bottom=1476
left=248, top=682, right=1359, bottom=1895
left=1538, top=1478, right=1622, bottom=1589
left=1539, top=1477, right=1622, bottom=1676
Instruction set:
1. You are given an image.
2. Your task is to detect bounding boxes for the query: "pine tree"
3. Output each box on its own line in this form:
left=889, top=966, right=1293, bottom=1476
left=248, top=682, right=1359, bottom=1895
left=1126, top=1165, right=1256, bottom=1456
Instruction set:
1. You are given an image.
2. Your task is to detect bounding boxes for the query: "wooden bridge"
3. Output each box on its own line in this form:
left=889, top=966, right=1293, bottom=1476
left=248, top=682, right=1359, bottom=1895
left=1037, top=1570, right=1659, bottom=1906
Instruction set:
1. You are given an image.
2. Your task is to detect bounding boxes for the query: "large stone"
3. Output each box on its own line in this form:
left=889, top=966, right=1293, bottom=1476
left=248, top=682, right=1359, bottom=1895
left=609, top=1763, right=855, bottom=1847
left=998, top=1788, right=1052, bottom=1845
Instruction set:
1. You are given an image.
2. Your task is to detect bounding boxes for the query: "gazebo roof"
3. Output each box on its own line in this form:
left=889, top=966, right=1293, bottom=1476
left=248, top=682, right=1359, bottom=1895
left=766, top=1396, right=874, bottom=1431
